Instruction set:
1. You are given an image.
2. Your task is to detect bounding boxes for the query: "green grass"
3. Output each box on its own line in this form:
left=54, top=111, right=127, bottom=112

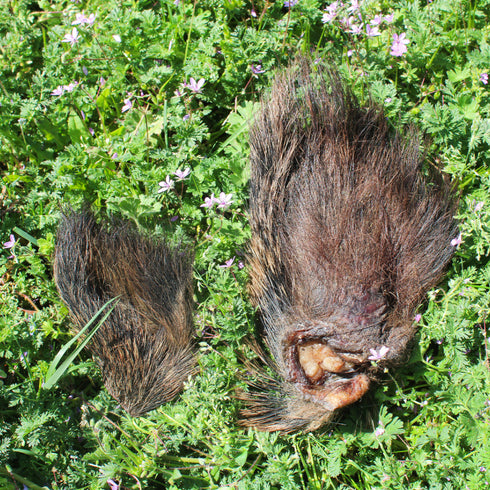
left=1, top=0, right=490, bottom=487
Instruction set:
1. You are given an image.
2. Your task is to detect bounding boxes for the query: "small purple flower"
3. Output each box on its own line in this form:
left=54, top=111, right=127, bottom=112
left=99, top=77, right=106, bottom=87
left=414, top=313, right=422, bottom=323
left=82, top=66, right=88, bottom=75
left=481, top=73, right=488, bottom=85
left=186, top=77, right=205, bottom=93
left=322, top=2, right=339, bottom=23
left=62, top=28, right=80, bottom=46
left=107, top=480, right=120, bottom=490
left=71, top=13, right=84, bottom=25
left=370, top=14, right=383, bottom=26
left=340, top=16, right=351, bottom=28
left=89, top=127, right=95, bottom=136
left=347, top=0, right=360, bottom=13
left=72, top=12, right=96, bottom=26
left=174, top=167, right=191, bottom=180
left=322, top=12, right=336, bottom=23
left=384, top=13, right=394, bottom=23
left=183, top=114, right=190, bottom=121
left=51, top=85, right=65, bottom=96
left=216, top=192, right=233, bottom=209
left=220, top=257, right=235, bottom=268
left=481, top=466, right=487, bottom=473
left=366, top=25, right=380, bottom=37
left=451, top=232, right=462, bottom=247
left=368, top=345, right=390, bottom=361
left=238, top=261, right=244, bottom=269
left=251, top=64, right=265, bottom=75
left=63, top=81, right=78, bottom=93
left=158, top=175, right=175, bottom=193
left=121, top=94, right=133, bottom=113
left=390, top=33, right=409, bottom=57
left=475, top=201, right=484, bottom=212
left=251, top=8, right=257, bottom=17
left=374, top=426, right=385, bottom=437
left=350, top=23, right=363, bottom=35
left=284, top=0, right=299, bottom=7
left=327, top=1, right=339, bottom=14
left=201, top=194, right=217, bottom=209
left=347, top=49, right=354, bottom=57
left=170, top=216, right=179, bottom=222
left=3, top=234, right=15, bottom=249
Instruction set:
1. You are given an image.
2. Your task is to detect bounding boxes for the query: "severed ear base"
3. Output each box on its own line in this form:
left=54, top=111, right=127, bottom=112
left=285, top=330, right=371, bottom=412
left=239, top=58, right=458, bottom=433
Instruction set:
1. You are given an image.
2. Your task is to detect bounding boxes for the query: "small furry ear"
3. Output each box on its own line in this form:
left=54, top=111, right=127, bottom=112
left=54, top=209, right=196, bottom=416
left=240, top=58, right=458, bottom=432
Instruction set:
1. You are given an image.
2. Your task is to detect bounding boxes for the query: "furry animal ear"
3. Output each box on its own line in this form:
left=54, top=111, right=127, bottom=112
left=240, top=59, right=458, bottom=433
left=54, top=210, right=196, bottom=416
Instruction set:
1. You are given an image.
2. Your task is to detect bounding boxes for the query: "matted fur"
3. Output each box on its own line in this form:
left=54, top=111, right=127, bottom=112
left=54, top=210, right=195, bottom=416
left=241, top=60, right=458, bottom=432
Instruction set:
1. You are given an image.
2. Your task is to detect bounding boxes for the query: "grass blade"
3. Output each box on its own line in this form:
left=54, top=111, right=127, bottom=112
left=43, top=297, right=119, bottom=390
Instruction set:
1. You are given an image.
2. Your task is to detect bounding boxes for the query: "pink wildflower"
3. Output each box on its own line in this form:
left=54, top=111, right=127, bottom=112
left=370, top=14, right=383, bottom=25
left=220, top=257, right=235, bottom=268
left=390, top=33, right=409, bottom=57
left=158, top=175, right=174, bottom=193
left=62, top=28, right=80, bottom=46
left=72, top=13, right=96, bottom=26
left=3, top=234, right=15, bottom=249
left=368, top=346, right=390, bottom=361
left=216, top=192, right=233, bottom=209
left=474, top=201, right=484, bottom=212
left=63, top=81, right=78, bottom=93
left=350, top=23, right=363, bottom=35
left=174, top=168, right=191, bottom=180
left=107, top=480, right=119, bottom=490
left=451, top=233, right=462, bottom=247
left=51, top=86, right=64, bottom=96
left=121, top=94, right=133, bottom=113
left=251, top=64, right=265, bottom=75
left=186, top=78, right=205, bottom=93
left=366, top=25, right=380, bottom=37
left=201, top=194, right=217, bottom=209
left=347, top=0, right=360, bottom=13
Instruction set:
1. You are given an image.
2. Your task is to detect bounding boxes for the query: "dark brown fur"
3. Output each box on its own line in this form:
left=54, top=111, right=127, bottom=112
left=54, top=210, right=195, bottom=416
left=240, top=60, right=458, bottom=432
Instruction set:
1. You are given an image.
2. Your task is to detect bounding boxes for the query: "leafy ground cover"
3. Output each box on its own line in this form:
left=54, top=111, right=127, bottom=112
left=1, top=0, right=490, bottom=488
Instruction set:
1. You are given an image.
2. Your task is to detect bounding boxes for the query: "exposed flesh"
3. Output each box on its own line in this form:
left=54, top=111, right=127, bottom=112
left=297, top=342, right=348, bottom=382
left=302, top=374, right=371, bottom=410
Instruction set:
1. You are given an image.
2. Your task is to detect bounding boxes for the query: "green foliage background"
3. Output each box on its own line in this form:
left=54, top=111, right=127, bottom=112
left=1, top=0, right=490, bottom=488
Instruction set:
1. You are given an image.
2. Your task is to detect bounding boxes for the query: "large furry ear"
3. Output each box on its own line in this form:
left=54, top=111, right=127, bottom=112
left=53, top=209, right=196, bottom=416
left=240, top=58, right=458, bottom=432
